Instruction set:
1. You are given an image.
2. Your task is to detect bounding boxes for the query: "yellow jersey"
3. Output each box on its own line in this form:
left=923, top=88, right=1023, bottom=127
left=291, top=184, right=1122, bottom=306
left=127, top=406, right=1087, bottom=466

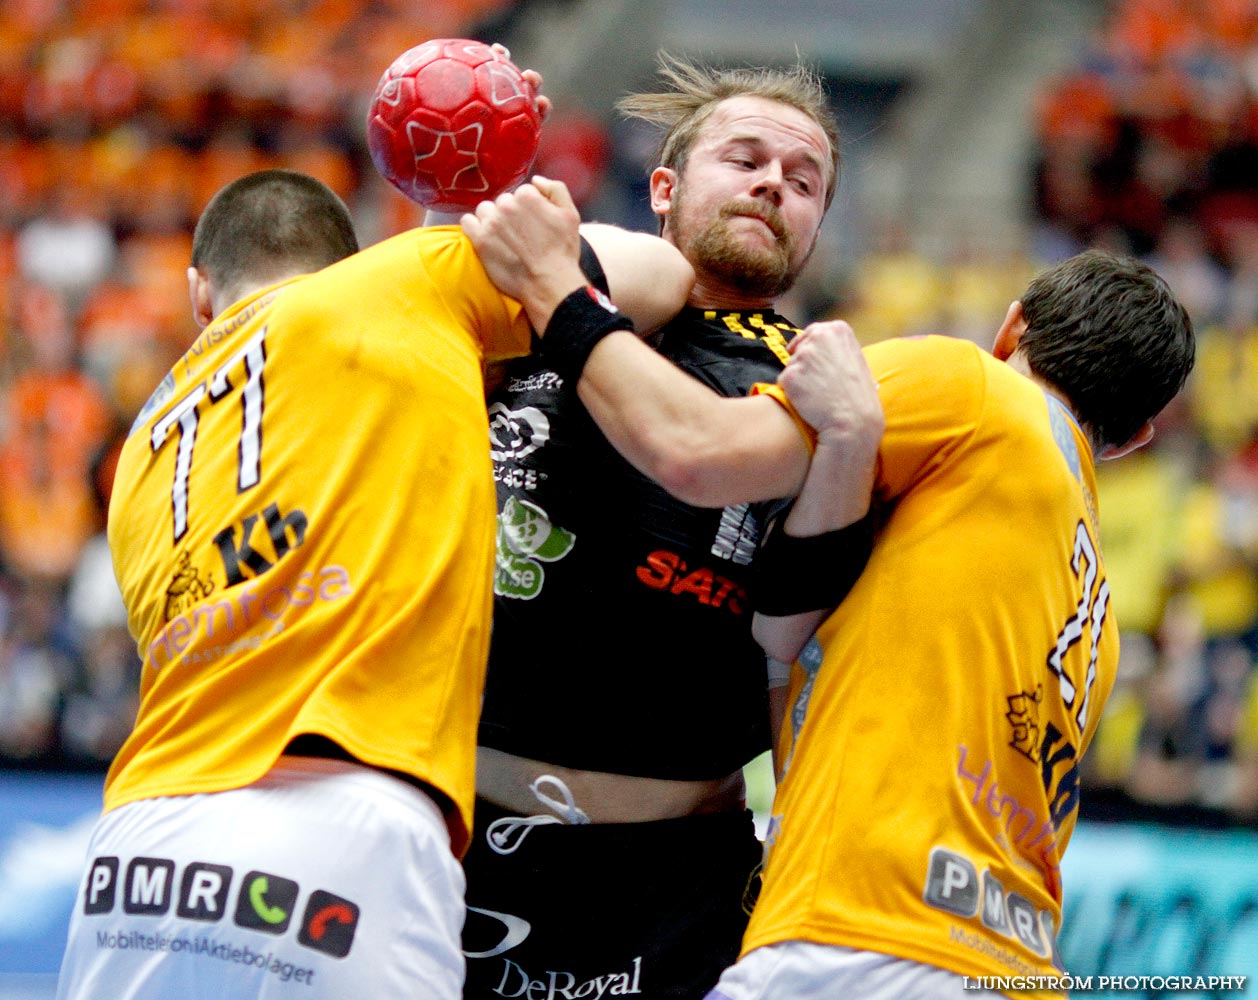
left=749, top=336, right=1117, bottom=994
left=106, top=226, right=530, bottom=856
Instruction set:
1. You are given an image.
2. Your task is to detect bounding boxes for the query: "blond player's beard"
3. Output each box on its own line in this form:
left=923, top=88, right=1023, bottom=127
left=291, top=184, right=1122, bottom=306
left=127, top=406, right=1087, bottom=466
left=674, top=192, right=798, bottom=298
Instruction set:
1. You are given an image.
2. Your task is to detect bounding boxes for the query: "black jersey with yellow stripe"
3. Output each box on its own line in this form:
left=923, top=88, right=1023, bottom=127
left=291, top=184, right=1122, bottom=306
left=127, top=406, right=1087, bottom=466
left=480, top=304, right=801, bottom=780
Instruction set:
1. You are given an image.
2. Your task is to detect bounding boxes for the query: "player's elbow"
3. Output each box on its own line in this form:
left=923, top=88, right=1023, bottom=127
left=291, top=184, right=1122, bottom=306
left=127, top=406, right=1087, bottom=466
left=752, top=613, right=807, bottom=664
left=645, top=442, right=717, bottom=506
left=653, top=397, right=809, bottom=507
left=648, top=438, right=745, bottom=508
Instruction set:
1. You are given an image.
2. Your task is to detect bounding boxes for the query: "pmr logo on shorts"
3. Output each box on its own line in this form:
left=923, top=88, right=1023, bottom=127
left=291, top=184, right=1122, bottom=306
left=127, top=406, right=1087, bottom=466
left=178, top=862, right=233, bottom=920
left=124, top=857, right=175, bottom=915
left=88, top=857, right=225, bottom=920
left=83, top=856, right=360, bottom=958
left=235, top=871, right=299, bottom=934
left=85, top=857, right=119, bottom=915
left=298, top=890, right=360, bottom=958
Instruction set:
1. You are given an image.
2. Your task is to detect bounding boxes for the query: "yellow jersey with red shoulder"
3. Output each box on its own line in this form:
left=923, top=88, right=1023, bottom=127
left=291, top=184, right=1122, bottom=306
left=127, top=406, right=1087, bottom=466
left=106, top=226, right=530, bottom=856
left=748, top=335, right=1117, bottom=995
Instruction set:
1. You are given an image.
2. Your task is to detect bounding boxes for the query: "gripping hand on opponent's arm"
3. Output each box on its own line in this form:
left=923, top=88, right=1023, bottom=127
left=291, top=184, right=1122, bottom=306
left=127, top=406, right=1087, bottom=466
left=461, top=178, right=691, bottom=334
left=461, top=177, right=587, bottom=333
left=778, top=321, right=884, bottom=530
left=752, top=321, right=884, bottom=665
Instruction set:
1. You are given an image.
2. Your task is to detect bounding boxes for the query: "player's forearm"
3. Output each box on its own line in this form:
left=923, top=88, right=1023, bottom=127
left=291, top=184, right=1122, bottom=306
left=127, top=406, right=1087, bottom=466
left=781, top=432, right=877, bottom=536
left=506, top=262, right=589, bottom=334
left=750, top=436, right=878, bottom=664
left=576, top=332, right=810, bottom=507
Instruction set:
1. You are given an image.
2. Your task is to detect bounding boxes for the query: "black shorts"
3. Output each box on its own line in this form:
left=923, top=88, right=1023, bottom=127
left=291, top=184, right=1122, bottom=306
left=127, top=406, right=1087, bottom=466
left=461, top=798, right=764, bottom=1000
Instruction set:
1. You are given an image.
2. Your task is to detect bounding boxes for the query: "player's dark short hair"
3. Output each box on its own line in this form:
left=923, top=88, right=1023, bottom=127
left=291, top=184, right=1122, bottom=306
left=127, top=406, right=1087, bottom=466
left=617, top=52, right=840, bottom=210
left=1018, top=250, right=1195, bottom=449
left=191, top=169, right=359, bottom=302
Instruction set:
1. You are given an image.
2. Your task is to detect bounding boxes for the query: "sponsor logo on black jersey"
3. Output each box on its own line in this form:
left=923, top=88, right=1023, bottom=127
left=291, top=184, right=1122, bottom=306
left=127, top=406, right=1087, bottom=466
left=482, top=955, right=643, bottom=999
left=504, top=371, right=563, bottom=394
left=635, top=549, right=747, bottom=614
left=489, top=403, right=551, bottom=463
left=463, top=906, right=532, bottom=959
left=710, top=503, right=761, bottom=566
left=495, top=497, right=575, bottom=600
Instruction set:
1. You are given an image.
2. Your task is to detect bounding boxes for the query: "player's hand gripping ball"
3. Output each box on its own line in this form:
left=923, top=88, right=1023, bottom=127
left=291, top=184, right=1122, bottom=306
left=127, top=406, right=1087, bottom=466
left=367, top=39, right=542, bottom=212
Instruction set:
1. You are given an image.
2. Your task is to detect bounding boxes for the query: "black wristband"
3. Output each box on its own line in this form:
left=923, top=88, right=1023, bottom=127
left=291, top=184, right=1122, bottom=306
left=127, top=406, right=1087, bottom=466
left=539, top=286, right=635, bottom=381
left=753, top=511, right=875, bottom=616
left=578, top=236, right=611, bottom=295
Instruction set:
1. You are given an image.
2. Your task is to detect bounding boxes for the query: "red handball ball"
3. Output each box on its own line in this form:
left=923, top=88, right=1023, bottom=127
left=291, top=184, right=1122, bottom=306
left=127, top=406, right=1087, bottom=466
left=367, top=39, right=543, bottom=212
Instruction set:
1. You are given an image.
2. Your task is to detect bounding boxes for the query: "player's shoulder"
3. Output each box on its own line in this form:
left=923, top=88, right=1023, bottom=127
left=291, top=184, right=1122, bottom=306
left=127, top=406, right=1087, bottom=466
left=865, top=332, right=981, bottom=363
left=353, top=224, right=470, bottom=265
left=297, top=225, right=487, bottom=304
left=865, top=333, right=990, bottom=382
left=865, top=335, right=999, bottom=433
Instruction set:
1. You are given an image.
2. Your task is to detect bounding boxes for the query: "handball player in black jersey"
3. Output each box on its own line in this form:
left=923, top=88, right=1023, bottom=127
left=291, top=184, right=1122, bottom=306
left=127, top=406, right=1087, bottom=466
left=459, top=55, right=848, bottom=999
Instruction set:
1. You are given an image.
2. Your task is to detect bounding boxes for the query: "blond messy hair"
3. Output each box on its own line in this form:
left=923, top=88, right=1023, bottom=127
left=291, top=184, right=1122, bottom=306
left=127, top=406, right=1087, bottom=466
left=617, top=51, right=841, bottom=209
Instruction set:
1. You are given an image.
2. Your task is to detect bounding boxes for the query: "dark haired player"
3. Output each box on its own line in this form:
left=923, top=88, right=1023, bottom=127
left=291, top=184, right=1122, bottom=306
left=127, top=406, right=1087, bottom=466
left=711, top=250, right=1195, bottom=998
left=53, top=167, right=692, bottom=1000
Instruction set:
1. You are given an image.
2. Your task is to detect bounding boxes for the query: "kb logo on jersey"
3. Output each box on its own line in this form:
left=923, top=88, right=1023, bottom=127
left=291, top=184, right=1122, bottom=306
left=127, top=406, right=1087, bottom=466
left=213, top=502, right=308, bottom=586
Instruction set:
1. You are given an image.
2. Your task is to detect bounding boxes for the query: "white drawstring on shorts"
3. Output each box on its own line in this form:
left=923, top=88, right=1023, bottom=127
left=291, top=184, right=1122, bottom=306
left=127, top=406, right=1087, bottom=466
left=485, top=774, right=591, bottom=855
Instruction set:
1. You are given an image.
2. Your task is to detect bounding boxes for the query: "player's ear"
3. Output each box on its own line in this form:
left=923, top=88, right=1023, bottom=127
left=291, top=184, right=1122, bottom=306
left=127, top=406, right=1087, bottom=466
left=992, top=301, right=1026, bottom=361
left=1097, top=421, right=1155, bottom=461
left=649, top=167, right=678, bottom=221
left=187, top=266, right=213, bottom=328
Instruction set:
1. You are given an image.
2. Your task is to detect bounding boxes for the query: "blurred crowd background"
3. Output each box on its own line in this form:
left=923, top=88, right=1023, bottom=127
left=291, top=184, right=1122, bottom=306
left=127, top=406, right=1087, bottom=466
left=1, top=0, right=1257, bottom=829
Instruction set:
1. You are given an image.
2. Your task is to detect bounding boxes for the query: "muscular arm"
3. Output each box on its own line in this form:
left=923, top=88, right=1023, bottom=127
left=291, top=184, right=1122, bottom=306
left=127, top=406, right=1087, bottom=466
left=575, top=331, right=810, bottom=505
left=479, top=223, right=689, bottom=401
left=458, top=182, right=693, bottom=337
left=579, top=223, right=694, bottom=335
left=752, top=325, right=884, bottom=665
left=749, top=436, right=870, bottom=664
left=463, top=178, right=811, bottom=506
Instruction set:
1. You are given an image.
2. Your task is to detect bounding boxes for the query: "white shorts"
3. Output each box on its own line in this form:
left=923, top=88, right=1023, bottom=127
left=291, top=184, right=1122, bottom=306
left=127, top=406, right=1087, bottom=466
left=56, top=757, right=465, bottom=1000
left=706, top=941, right=1008, bottom=1000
